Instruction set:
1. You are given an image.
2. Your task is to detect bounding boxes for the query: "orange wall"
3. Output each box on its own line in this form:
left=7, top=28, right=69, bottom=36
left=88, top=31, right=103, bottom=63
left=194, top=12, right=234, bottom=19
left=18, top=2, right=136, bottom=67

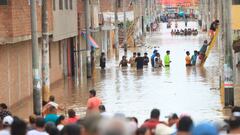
left=232, top=5, right=240, bottom=30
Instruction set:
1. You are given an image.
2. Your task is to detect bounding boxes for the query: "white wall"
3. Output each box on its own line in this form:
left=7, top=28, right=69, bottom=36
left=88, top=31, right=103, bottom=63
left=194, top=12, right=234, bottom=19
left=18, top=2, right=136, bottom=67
left=52, top=0, right=78, bottom=41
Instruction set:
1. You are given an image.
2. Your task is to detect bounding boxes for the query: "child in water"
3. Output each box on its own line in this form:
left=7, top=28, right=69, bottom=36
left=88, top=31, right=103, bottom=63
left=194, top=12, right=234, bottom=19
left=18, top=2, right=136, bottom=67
left=119, top=56, right=128, bottom=67
left=185, top=51, right=191, bottom=66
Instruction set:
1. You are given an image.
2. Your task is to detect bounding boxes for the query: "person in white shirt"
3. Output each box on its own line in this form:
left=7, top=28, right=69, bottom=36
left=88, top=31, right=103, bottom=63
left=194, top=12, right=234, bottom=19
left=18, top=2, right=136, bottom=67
left=154, top=53, right=163, bottom=68
left=0, top=116, right=13, bottom=135
left=27, top=117, right=49, bottom=135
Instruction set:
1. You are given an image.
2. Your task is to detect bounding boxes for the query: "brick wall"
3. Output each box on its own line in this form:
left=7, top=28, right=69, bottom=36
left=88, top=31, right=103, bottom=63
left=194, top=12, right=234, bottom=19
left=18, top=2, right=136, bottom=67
left=0, top=0, right=53, bottom=40
left=0, top=41, right=32, bottom=106
left=50, top=41, right=64, bottom=83
left=100, top=0, right=114, bottom=12
left=99, top=0, right=133, bottom=12
left=0, top=2, right=13, bottom=37
left=0, top=40, right=64, bottom=106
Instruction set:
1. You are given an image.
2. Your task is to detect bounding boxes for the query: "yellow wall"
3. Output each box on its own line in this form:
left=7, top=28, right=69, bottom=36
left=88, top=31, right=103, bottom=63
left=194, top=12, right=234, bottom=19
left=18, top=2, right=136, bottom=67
left=232, top=5, right=240, bottom=30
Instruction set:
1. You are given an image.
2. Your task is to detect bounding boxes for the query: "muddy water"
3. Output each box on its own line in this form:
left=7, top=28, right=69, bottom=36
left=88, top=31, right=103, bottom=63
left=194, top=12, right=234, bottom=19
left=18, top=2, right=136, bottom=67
left=12, top=21, right=223, bottom=123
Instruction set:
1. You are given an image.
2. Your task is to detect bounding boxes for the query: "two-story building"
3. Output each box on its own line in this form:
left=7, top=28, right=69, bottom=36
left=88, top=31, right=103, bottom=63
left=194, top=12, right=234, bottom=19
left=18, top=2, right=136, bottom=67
left=0, top=0, right=78, bottom=107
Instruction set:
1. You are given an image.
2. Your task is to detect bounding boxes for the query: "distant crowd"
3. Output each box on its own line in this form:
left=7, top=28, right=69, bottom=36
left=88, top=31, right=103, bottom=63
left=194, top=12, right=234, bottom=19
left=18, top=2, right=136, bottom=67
left=99, top=39, right=211, bottom=70
left=1, top=90, right=240, bottom=135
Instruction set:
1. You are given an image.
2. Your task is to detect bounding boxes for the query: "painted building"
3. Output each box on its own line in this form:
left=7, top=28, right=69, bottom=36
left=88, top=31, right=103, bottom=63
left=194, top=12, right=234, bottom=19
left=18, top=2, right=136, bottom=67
left=0, top=0, right=78, bottom=107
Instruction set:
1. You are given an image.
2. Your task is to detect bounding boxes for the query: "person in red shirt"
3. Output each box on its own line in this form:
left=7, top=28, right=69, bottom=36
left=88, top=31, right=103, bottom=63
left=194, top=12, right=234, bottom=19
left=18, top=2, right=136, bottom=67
left=66, top=109, right=79, bottom=124
left=87, top=89, right=102, bottom=115
left=141, top=109, right=167, bottom=135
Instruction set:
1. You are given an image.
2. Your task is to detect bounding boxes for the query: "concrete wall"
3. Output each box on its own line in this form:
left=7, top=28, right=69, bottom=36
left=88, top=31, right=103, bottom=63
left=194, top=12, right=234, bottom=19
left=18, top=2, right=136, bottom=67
left=232, top=5, right=240, bottom=30
left=0, top=41, right=32, bottom=106
left=0, top=40, right=64, bottom=106
left=52, top=0, right=78, bottom=41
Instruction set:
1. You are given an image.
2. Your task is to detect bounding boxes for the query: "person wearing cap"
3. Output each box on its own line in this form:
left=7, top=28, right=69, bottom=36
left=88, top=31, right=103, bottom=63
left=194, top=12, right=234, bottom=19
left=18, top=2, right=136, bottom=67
left=0, top=116, right=13, bottom=135
left=87, top=89, right=102, bottom=115
left=192, top=122, right=218, bottom=135
left=0, top=103, right=12, bottom=121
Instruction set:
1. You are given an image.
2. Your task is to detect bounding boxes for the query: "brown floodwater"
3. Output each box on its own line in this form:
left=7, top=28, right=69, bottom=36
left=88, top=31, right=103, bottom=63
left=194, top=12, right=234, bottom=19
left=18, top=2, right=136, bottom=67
left=11, top=22, right=224, bottom=123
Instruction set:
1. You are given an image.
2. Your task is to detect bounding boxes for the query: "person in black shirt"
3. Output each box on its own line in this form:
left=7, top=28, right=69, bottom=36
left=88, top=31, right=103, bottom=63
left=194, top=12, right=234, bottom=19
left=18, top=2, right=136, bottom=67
left=135, top=52, right=144, bottom=70
left=100, top=52, right=106, bottom=69
left=119, top=56, right=128, bottom=67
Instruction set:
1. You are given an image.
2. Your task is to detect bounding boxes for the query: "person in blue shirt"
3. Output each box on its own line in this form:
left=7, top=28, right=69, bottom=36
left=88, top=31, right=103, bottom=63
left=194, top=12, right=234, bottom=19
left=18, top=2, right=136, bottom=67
left=44, top=106, right=59, bottom=124
left=151, top=50, right=158, bottom=67
left=143, top=53, right=149, bottom=66
left=191, top=50, right=198, bottom=66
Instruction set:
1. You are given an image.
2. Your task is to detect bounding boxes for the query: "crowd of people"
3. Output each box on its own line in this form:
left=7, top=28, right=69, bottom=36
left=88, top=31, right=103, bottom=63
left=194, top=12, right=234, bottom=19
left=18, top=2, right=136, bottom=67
left=171, top=29, right=198, bottom=36
left=2, top=93, right=240, bottom=135
left=118, top=50, right=171, bottom=69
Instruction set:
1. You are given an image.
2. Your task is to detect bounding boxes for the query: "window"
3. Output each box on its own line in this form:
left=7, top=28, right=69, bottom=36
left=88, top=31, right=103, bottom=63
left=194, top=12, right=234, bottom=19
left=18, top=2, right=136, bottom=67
left=233, top=0, right=240, bottom=5
left=70, top=0, right=72, bottom=9
left=53, top=0, right=56, bottom=10
left=117, top=0, right=121, bottom=8
left=65, top=0, right=68, bottom=9
left=0, top=0, right=8, bottom=5
left=59, top=0, right=63, bottom=10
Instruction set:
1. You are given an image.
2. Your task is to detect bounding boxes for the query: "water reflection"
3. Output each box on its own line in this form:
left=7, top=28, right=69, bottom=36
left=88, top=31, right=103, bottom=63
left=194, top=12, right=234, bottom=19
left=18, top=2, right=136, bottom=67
left=11, top=21, right=223, bottom=124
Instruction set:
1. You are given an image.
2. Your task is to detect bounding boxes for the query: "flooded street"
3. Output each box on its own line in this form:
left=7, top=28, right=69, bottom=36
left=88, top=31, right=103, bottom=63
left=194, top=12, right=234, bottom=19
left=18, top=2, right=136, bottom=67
left=12, top=21, right=223, bottom=123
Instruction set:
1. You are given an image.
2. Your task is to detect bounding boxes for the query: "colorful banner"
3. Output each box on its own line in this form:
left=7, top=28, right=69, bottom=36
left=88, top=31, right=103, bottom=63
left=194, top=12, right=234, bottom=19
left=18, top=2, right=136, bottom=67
left=81, top=32, right=100, bottom=49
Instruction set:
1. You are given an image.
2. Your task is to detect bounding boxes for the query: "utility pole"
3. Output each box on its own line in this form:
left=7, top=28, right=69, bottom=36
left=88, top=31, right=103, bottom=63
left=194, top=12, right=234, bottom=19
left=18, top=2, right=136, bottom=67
left=42, top=0, right=50, bottom=105
left=30, top=0, right=42, bottom=115
left=223, top=0, right=234, bottom=106
left=115, top=0, right=119, bottom=59
left=149, top=0, right=152, bottom=36
left=123, top=0, right=127, bottom=56
left=85, top=0, right=92, bottom=78
left=74, top=37, right=79, bottom=86
left=142, top=0, right=145, bottom=36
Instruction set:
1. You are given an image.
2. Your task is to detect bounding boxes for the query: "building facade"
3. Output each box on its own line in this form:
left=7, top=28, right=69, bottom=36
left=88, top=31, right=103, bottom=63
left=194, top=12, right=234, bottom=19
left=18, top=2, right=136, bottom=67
left=0, top=0, right=78, bottom=106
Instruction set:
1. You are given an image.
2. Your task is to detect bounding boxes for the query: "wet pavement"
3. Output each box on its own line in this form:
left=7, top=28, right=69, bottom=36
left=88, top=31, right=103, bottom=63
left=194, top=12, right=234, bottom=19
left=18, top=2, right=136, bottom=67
left=12, top=21, right=224, bottom=123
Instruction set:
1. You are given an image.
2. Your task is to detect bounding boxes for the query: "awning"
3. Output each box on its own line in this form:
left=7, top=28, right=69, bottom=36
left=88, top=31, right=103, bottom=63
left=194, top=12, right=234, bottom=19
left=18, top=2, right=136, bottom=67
left=81, top=32, right=100, bottom=49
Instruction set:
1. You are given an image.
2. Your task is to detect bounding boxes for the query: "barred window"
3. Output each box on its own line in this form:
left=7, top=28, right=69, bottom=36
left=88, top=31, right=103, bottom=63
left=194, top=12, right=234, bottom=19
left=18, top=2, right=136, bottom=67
left=65, top=0, right=68, bottom=9
left=59, top=0, right=63, bottom=10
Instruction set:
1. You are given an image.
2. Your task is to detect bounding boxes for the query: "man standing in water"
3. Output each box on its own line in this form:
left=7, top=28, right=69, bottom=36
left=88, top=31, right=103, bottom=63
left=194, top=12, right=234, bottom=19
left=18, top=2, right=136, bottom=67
left=100, top=52, right=106, bottom=70
left=87, top=89, right=102, bottom=115
left=135, top=52, right=144, bottom=70
left=164, top=50, right=171, bottom=67
left=129, top=52, right=137, bottom=67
